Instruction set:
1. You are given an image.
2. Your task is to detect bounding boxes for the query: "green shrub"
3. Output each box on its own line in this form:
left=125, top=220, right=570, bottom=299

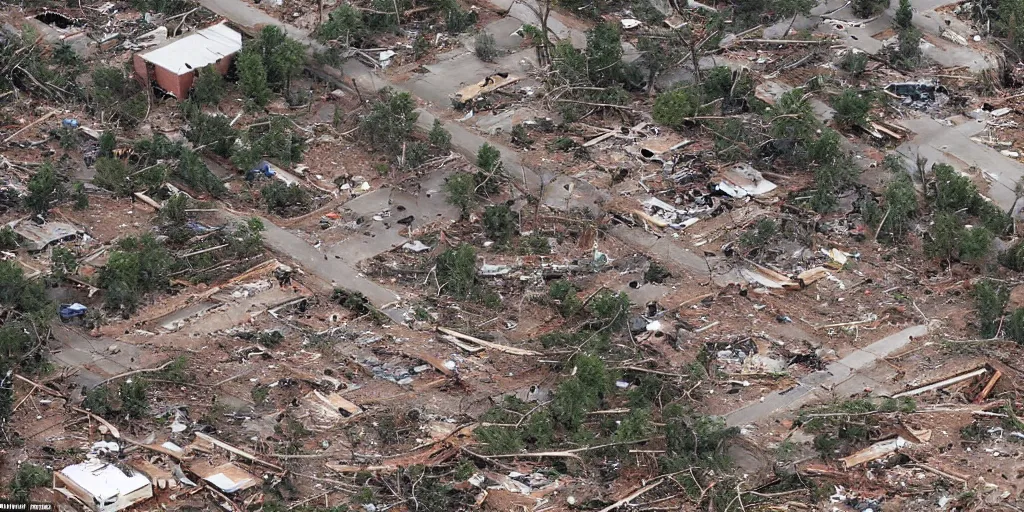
left=0, top=226, right=19, bottom=250
left=82, top=386, right=112, bottom=417
left=876, top=171, right=917, bottom=241
left=428, top=119, right=451, bottom=152
left=839, top=51, right=868, bottom=76
left=852, top=0, right=888, bottom=17
left=550, top=355, right=611, bottom=431
left=89, top=66, right=147, bottom=128
left=315, top=4, right=365, bottom=46
left=644, top=261, right=670, bottom=284
left=893, top=27, right=923, bottom=68
left=176, top=150, right=228, bottom=197
left=831, top=89, right=872, bottom=128
left=444, top=172, right=476, bottom=217
left=99, top=131, right=116, bottom=158
left=1005, top=308, right=1024, bottom=344
left=237, top=48, right=270, bottom=108
left=476, top=143, right=502, bottom=172
left=974, top=280, right=1009, bottom=338
left=359, top=88, right=418, bottom=157
left=24, top=163, right=66, bottom=216
left=548, top=280, right=582, bottom=318
left=9, top=463, right=51, bottom=501
left=261, top=182, right=312, bottom=217
left=475, top=33, right=498, bottom=62
left=588, top=290, right=630, bottom=330
left=482, top=204, right=516, bottom=245
left=190, top=65, right=226, bottom=106
left=71, top=183, right=89, bottom=210
left=652, top=87, right=702, bottom=129
left=436, top=244, right=477, bottom=299
left=958, top=226, right=993, bottom=263
left=1001, top=240, right=1024, bottom=271
left=119, top=378, right=149, bottom=419
left=510, top=124, right=532, bottom=147
left=50, top=247, right=78, bottom=280
left=894, top=0, right=913, bottom=29
left=98, top=234, right=173, bottom=315
left=661, top=405, right=738, bottom=471
left=183, top=106, right=238, bottom=158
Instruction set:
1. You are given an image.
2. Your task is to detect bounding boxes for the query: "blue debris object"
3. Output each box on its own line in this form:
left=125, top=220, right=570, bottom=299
left=245, top=161, right=277, bottom=181
left=59, top=303, right=88, bottom=319
left=62, top=119, right=79, bottom=128
left=185, top=221, right=212, bottom=234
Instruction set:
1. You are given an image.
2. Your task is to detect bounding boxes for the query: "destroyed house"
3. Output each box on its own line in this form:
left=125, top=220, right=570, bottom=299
left=132, top=21, right=241, bottom=99
left=54, top=461, right=153, bottom=512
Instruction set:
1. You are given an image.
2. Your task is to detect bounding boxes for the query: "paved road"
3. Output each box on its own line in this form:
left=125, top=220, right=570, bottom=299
left=897, top=116, right=1024, bottom=214
left=725, top=324, right=928, bottom=427
left=216, top=211, right=402, bottom=307
left=50, top=324, right=145, bottom=389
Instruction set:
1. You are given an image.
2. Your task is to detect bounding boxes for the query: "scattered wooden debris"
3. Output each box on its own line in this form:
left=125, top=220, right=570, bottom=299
left=892, top=366, right=990, bottom=398
left=436, top=327, right=541, bottom=356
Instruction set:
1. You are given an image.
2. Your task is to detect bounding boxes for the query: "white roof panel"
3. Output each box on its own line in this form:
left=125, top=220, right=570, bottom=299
left=139, top=22, right=242, bottom=75
left=60, top=462, right=151, bottom=502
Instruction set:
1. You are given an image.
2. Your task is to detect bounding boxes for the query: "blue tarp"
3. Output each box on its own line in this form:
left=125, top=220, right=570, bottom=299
left=59, top=303, right=88, bottom=319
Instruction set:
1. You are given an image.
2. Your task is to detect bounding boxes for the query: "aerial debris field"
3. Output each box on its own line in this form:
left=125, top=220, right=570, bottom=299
left=5, top=0, right=1024, bottom=510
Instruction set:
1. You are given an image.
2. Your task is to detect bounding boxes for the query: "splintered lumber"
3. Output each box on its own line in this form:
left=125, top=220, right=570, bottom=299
left=633, top=210, right=669, bottom=228
left=974, top=369, right=1003, bottom=403
left=134, top=192, right=162, bottom=210
left=3, top=109, right=58, bottom=143
left=402, top=350, right=454, bottom=376
left=892, top=367, right=989, bottom=398
left=96, top=358, right=177, bottom=386
left=436, top=327, right=541, bottom=356
left=227, top=259, right=280, bottom=284
left=840, top=436, right=910, bottom=468
left=326, top=425, right=471, bottom=473
left=598, top=478, right=665, bottom=512
left=193, top=432, right=284, bottom=472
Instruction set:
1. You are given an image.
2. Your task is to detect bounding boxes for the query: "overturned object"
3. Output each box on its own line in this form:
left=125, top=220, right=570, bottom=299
left=13, top=220, right=83, bottom=251
left=454, top=73, right=521, bottom=105
left=884, top=81, right=949, bottom=103
left=54, top=461, right=154, bottom=511
left=190, top=462, right=258, bottom=493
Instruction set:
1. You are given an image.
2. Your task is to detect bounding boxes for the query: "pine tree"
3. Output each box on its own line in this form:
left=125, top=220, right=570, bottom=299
left=894, top=0, right=913, bottom=29
left=190, top=65, right=226, bottom=106
left=237, top=48, right=270, bottom=108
